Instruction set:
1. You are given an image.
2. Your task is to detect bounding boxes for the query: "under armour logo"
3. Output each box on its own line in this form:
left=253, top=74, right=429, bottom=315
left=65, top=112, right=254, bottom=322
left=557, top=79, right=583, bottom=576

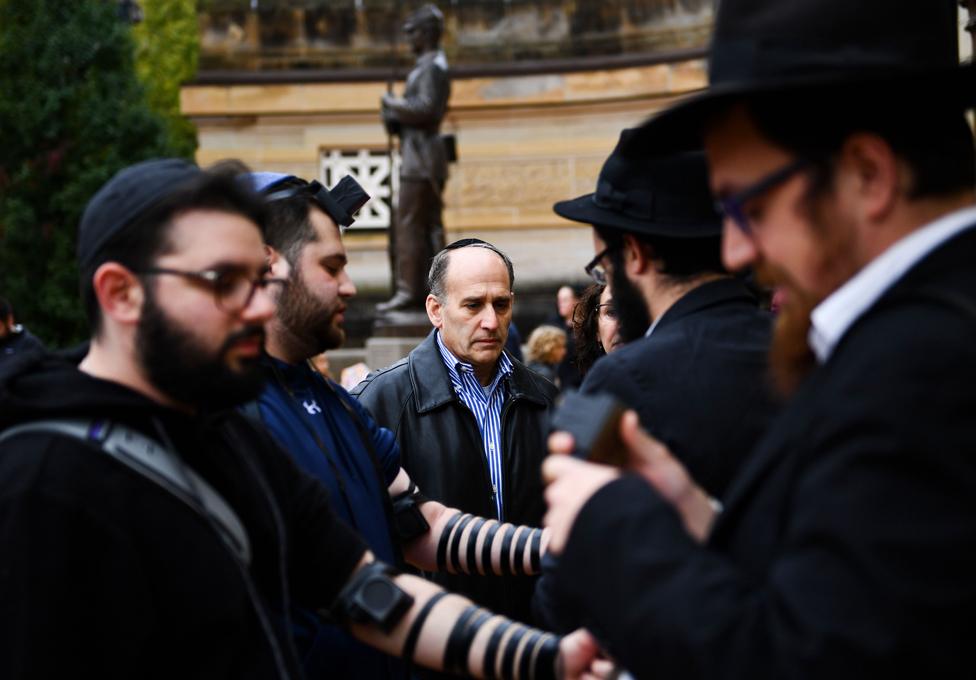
left=302, top=399, right=322, bottom=415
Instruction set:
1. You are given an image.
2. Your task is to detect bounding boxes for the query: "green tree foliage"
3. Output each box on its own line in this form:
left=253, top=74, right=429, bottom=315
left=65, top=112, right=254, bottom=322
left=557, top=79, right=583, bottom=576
left=132, top=0, right=199, bottom=159
left=0, top=0, right=170, bottom=347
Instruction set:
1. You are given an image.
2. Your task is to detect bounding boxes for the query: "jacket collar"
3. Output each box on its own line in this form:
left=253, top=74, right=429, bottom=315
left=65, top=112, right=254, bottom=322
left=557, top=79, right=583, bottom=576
left=408, top=330, right=549, bottom=414
left=652, top=276, right=757, bottom=334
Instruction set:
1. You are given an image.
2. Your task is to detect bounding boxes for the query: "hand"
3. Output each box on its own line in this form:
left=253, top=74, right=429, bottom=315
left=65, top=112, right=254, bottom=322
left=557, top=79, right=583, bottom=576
left=542, top=434, right=620, bottom=555
left=381, top=92, right=396, bottom=107
left=619, top=410, right=717, bottom=542
left=557, top=629, right=611, bottom=680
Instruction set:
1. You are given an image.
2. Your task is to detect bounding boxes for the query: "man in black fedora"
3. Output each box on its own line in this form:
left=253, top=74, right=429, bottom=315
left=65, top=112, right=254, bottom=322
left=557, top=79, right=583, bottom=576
left=541, top=0, right=976, bottom=676
left=551, top=140, right=777, bottom=501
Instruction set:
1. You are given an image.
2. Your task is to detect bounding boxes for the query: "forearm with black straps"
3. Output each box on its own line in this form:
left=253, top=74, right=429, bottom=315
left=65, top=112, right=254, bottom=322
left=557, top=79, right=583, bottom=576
left=403, top=598, right=559, bottom=680
left=436, top=512, right=545, bottom=576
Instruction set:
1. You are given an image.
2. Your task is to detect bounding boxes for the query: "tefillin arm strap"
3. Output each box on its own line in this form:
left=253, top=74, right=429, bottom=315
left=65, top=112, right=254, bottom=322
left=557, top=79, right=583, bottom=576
left=400, top=598, right=559, bottom=680
left=435, top=511, right=545, bottom=576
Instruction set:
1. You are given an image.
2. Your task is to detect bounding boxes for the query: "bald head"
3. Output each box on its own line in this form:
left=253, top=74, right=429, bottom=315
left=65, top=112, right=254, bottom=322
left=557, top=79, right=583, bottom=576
left=426, top=242, right=515, bottom=384
left=428, top=241, right=514, bottom=301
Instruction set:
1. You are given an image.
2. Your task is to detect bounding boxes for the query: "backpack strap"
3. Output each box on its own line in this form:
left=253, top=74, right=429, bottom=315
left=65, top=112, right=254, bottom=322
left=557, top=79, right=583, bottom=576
left=0, top=418, right=251, bottom=566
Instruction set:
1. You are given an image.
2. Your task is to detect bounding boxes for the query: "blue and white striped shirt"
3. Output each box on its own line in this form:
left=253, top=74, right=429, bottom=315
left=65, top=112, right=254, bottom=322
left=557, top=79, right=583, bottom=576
left=435, top=331, right=514, bottom=520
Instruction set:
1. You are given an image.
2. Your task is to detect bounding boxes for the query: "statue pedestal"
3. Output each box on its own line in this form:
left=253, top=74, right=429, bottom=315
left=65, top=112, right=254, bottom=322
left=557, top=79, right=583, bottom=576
left=366, top=309, right=431, bottom=370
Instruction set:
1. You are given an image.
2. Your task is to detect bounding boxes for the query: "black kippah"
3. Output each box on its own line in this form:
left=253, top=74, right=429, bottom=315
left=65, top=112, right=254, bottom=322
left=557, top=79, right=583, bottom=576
left=78, top=159, right=202, bottom=269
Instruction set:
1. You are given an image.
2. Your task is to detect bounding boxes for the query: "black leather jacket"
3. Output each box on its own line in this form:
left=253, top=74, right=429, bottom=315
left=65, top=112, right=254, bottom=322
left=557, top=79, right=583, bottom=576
left=351, top=331, right=556, bottom=621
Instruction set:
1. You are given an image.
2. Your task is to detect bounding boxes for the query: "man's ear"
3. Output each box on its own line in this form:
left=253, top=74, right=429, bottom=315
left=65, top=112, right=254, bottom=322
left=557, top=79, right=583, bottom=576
left=266, top=245, right=291, bottom=280
left=622, top=234, right=650, bottom=276
left=426, top=294, right=444, bottom=329
left=839, top=132, right=900, bottom=225
left=92, top=263, right=144, bottom=327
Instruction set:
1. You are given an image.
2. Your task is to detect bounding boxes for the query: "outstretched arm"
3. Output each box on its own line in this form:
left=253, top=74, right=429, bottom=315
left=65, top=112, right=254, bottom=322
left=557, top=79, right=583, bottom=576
left=388, top=468, right=551, bottom=575
left=339, top=552, right=601, bottom=680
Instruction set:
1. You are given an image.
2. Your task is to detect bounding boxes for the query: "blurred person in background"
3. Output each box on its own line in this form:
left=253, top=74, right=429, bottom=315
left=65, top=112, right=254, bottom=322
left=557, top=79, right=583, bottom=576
left=525, top=324, right=568, bottom=389
left=571, top=284, right=621, bottom=377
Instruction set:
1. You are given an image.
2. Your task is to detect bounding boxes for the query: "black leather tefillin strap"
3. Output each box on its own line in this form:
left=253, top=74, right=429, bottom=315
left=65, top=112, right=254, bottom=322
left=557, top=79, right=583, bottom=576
left=391, top=481, right=430, bottom=542
left=498, top=525, right=517, bottom=576
left=513, top=528, right=531, bottom=576
left=483, top=619, right=513, bottom=679
left=436, top=512, right=468, bottom=573
left=465, top=517, right=487, bottom=574
left=443, top=605, right=482, bottom=675
left=481, top=521, right=501, bottom=574
left=402, top=591, right=449, bottom=663
left=443, top=605, right=561, bottom=680
left=450, top=514, right=478, bottom=573
left=438, top=513, right=546, bottom=576
left=529, top=529, right=543, bottom=573
left=500, top=625, right=529, bottom=679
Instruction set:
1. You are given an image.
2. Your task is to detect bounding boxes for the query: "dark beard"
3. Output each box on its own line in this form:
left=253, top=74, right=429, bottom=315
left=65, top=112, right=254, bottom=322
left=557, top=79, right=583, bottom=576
left=136, top=290, right=266, bottom=411
left=276, top=262, right=344, bottom=358
left=610, top=252, right=652, bottom=343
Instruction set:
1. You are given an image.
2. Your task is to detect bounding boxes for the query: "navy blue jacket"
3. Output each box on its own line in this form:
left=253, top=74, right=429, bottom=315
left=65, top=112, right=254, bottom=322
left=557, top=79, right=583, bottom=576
left=255, top=357, right=407, bottom=680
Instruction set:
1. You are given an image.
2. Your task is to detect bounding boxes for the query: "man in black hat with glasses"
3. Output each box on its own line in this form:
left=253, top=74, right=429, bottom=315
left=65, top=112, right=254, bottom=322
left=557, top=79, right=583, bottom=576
left=552, top=139, right=777, bottom=501
left=541, top=0, right=976, bottom=676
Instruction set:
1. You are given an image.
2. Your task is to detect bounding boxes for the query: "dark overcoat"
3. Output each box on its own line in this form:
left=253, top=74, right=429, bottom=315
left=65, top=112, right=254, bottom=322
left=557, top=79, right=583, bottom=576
left=552, top=226, right=976, bottom=678
left=581, top=277, right=778, bottom=498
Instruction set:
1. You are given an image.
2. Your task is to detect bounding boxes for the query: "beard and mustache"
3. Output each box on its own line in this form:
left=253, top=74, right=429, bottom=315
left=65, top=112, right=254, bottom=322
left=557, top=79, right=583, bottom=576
left=758, top=196, right=859, bottom=398
left=754, top=263, right=819, bottom=398
left=609, top=250, right=652, bottom=343
left=275, top=260, right=346, bottom=359
left=136, top=288, right=267, bottom=411
left=135, top=257, right=348, bottom=410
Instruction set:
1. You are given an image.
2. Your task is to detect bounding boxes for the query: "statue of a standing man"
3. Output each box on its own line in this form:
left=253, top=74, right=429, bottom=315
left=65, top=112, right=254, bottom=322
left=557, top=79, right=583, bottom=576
left=378, top=3, right=451, bottom=314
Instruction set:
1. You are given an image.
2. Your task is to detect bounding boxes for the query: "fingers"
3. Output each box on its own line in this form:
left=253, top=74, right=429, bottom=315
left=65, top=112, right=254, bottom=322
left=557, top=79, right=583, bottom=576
left=618, top=410, right=643, bottom=451
left=542, top=451, right=579, bottom=484
left=619, top=409, right=665, bottom=465
left=548, top=430, right=576, bottom=457
left=558, top=629, right=600, bottom=679
left=543, top=457, right=620, bottom=555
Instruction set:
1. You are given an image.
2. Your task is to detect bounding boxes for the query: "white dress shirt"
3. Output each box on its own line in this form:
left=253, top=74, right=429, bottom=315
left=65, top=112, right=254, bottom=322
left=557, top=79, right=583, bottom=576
left=808, top=204, right=976, bottom=363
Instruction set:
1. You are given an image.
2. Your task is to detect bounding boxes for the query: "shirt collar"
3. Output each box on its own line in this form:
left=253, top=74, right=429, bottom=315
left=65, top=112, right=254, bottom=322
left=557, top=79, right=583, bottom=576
left=808, top=204, right=976, bottom=363
left=435, top=330, right=513, bottom=392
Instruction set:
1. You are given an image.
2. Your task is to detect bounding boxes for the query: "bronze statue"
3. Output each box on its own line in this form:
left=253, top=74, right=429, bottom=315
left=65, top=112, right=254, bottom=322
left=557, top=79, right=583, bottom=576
left=378, top=3, right=451, bottom=314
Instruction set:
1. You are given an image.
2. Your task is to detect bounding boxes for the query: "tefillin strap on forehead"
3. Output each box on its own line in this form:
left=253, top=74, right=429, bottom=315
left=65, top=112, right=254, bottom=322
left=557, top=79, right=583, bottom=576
left=264, top=175, right=370, bottom=230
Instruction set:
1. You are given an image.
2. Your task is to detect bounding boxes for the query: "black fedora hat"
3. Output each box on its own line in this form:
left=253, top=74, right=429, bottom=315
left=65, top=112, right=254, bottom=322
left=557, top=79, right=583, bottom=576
left=553, top=129, right=721, bottom=238
left=630, top=0, right=975, bottom=153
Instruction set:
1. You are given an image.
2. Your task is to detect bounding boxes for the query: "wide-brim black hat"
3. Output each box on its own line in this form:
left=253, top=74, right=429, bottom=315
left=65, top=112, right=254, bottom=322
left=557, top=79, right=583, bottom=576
left=629, top=0, right=976, bottom=153
left=553, top=129, right=721, bottom=238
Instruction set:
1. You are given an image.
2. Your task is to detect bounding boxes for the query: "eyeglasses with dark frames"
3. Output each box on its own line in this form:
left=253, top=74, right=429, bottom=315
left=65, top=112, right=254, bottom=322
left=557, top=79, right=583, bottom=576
left=595, top=301, right=617, bottom=320
left=584, top=246, right=613, bottom=286
left=715, top=158, right=810, bottom=236
left=136, top=266, right=288, bottom=314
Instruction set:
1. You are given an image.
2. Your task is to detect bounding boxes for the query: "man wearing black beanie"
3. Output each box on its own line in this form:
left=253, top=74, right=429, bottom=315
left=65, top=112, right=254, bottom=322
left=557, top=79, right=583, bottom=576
left=0, top=159, right=597, bottom=679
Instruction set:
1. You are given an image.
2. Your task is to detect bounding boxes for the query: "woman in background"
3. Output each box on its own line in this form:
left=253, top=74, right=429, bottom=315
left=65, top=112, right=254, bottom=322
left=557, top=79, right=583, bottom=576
left=572, top=283, right=621, bottom=377
left=525, top=325, right=568, bottom=389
